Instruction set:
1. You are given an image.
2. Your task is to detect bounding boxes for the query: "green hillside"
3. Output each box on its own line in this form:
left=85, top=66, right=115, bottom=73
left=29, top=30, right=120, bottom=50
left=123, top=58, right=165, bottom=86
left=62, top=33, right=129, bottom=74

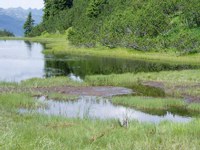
left=32, top=0, right=200, bottom=54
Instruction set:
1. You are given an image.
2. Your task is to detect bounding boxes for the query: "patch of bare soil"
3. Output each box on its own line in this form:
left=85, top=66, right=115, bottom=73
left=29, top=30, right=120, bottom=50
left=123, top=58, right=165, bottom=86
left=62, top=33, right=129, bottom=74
left=174, top=84, right=200, bottom=90
left=183, top=95, right=200, bottom=103
left=35, top=86, right=133, bottom=97
left=142, top=81, right=165, bottom=89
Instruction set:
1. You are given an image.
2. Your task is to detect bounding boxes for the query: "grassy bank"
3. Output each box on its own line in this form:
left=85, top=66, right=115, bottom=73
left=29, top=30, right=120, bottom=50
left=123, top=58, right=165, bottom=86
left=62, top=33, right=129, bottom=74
left=40, top=36, right=200, bottom=66
left=112, top=96, right=200, bottom=115
left=1, top=69, right=200, bottom=100
left=86, top=69, right=200, bottom=99
left=0, top=75, right=199, bottom=112
left=1, top=93, right=200, bottom=149
left=0, top=77, right=87, bottom=102
left=1, top=33, right=200, bottom=65
left=0, top=69, right=199, bottom=149
left=1, top=33, right=200, bottom=149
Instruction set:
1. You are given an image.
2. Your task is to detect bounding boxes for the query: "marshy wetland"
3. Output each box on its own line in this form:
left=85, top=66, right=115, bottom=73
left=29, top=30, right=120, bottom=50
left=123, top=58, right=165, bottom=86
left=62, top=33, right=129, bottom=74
left=1, top=39, right=200, bottom=149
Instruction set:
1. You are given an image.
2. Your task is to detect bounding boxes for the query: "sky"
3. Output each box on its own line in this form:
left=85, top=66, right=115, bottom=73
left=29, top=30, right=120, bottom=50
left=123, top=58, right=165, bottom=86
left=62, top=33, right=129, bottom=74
left=0, top=0, right=44, bottom=9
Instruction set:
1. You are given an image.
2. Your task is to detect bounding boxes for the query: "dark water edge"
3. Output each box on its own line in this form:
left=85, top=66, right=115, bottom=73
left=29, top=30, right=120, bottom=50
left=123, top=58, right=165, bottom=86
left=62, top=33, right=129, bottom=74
left=141, top=107, right=200, bottom=118
left=44, top=54, right=200, bottom=80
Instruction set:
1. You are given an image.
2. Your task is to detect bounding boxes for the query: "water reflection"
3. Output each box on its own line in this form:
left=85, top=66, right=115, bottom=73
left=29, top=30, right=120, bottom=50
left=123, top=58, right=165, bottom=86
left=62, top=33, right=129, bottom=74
left=0, top=40, right=44, bottom=82
left=20, top=96, right=192, bottom=123
left=44, top=55, right=199, bottom=80
left=0, top=40, right=199, bottom=82
left=68, top=73, right=83, bottom=82
left=24, top=41, right=32, bottom=52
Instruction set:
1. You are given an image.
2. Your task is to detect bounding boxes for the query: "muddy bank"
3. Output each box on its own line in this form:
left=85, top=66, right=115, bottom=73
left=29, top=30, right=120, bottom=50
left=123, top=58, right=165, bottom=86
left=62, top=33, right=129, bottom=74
left=35, top=86, right=133, bottom=97
left=0, top=85, right=133, bottom=97
left=142, top=81, right=165, bottom=89
left=184, top=95, right=200, bottom=103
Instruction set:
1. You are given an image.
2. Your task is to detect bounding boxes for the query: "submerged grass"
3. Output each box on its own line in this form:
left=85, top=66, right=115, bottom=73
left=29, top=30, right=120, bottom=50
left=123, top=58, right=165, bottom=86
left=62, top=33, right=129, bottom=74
left=1, top=93, right=200, bottom=149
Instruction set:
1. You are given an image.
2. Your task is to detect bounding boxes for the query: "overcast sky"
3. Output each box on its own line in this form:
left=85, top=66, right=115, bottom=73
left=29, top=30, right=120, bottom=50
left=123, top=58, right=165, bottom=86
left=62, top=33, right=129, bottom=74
left=0, top=0, right=44, bottom=9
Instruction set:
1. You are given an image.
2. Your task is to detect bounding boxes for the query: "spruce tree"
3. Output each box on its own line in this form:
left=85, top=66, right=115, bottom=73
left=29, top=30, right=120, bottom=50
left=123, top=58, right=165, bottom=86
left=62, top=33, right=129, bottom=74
left=23, top=12, right=34, bottom=37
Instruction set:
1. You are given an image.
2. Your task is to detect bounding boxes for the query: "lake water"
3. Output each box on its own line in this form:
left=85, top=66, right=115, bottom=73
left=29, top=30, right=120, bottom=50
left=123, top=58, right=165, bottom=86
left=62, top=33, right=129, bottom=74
left=19, top=96, right=191, bottom=123
left=0, top=40, right=44, bottom=82
left=1, top=40, right=197, bottom=123
left=0, top=40, right=199, bottom=82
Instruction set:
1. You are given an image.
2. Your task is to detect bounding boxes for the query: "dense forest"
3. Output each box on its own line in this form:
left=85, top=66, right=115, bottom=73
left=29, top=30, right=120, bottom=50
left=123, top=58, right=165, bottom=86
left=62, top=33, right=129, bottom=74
left=30, top=0, right=200, bottom=54
left=0, top=29, right=14, bottom=37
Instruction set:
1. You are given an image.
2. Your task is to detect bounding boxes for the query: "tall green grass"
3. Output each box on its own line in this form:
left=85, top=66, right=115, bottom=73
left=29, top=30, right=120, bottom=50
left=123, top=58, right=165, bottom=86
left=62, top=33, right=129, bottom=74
left=86, top=70, right=200, bottom=86
left=112, top=96, right=186, bottom=111
left=86, top=69, right=200, bottom=98
left=21, top=77, right=87, bottom=88
left=0, top=93, right=39, bottom=109
left=112, top=96, right=200, bottom=115
left=1, top=93, right=200, bottom=149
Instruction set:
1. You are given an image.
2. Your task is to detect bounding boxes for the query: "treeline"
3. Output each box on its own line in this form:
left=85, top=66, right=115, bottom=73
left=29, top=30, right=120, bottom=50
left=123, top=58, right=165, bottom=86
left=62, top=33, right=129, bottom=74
left=29, top=0, right=73, bottom=36
left=0, top=29, right=15, bottom=37
left=31, top=0, right=200, bottom=54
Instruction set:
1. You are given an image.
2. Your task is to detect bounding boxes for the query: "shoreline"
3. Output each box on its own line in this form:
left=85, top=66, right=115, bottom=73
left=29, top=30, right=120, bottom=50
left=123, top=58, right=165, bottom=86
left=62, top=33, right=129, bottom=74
left=1, top=35, right=200, bottom=65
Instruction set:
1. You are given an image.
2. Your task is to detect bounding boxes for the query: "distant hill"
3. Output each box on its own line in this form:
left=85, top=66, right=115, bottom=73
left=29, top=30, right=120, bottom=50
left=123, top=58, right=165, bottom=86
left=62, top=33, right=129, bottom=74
left=0, top=7, right=43, bottom=36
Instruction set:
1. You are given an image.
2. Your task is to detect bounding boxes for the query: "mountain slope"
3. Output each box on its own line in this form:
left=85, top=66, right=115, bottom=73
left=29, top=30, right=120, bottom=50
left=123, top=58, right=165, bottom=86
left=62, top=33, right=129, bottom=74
left=0, top=7, right=43, bottom=36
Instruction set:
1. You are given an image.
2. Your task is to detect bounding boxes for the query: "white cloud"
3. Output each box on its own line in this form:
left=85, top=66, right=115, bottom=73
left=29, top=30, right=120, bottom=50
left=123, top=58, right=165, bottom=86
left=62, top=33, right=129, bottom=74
left=0, top=0, right=44, bottom=9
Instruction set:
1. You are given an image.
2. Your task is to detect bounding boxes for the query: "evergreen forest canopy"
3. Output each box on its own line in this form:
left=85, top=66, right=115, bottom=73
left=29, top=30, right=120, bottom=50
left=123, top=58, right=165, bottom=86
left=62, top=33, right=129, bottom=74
left=0, top=29, right=14, bottom=37
left=30, top=0, right=200, bottom=54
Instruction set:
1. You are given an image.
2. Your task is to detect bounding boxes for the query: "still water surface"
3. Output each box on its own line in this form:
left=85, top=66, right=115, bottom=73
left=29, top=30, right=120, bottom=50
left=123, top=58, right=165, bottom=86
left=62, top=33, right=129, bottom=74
left=0, top=40, right=199, bottom=82
left=1, top=40, right=196, bottom=122
left=19, top=96, right=191, bottom=123
left=0, top=40, right=44, bottom=81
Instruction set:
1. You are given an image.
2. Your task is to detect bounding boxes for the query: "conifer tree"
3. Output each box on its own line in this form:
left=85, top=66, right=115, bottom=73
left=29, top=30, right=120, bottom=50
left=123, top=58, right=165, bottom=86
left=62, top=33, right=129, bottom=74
left=23, top=12, right=34, bottom=37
